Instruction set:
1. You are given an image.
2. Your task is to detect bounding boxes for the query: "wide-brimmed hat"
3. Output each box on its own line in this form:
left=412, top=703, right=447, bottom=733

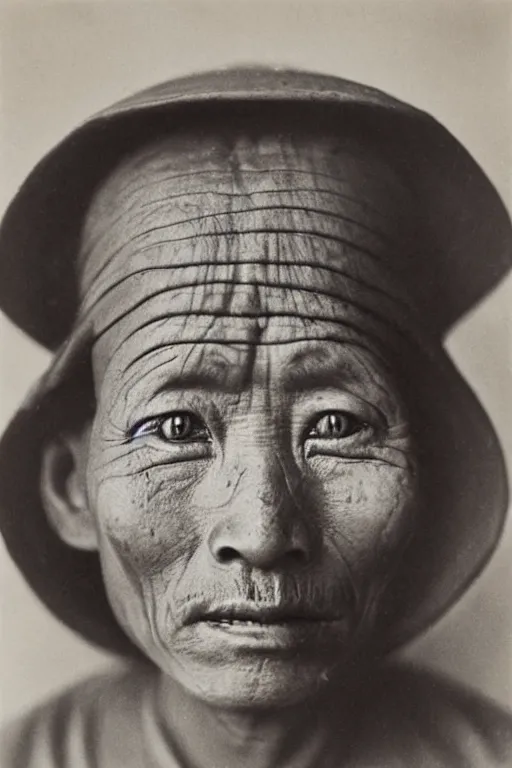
left=0, top=67, right=510, bottom=659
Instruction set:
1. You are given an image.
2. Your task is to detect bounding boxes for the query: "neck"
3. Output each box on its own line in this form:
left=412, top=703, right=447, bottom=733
left=154, top=670, right=364, bottom=768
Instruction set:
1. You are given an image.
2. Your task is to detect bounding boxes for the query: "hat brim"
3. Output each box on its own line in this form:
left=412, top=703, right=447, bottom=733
left=0, top=322, right=507, bottom=657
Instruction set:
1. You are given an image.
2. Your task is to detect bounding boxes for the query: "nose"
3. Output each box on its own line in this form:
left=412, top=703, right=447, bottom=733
left=207, top=458, right=316, bottom=571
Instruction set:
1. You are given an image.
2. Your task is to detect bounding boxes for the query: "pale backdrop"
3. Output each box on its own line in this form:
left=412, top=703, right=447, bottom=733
left=0, top=0, right=511, bottom=721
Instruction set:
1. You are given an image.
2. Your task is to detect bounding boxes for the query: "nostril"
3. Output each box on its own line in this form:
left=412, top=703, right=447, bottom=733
left=287, top=548, right=308, bottom=565
left=216, top=545, right=240, bottom=564
left=213, top=543, right=310, bottom=568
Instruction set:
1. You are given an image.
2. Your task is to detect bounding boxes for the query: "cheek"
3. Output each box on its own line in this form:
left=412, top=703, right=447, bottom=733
left=86, top=440, right=205, bottom=603
left=319, top=462, right=417, bottom=575
left=87, top=443, right=202, bottom=564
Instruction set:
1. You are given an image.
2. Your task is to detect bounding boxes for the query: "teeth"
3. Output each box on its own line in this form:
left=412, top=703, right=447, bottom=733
left=216, top=619, right=263, bottom=626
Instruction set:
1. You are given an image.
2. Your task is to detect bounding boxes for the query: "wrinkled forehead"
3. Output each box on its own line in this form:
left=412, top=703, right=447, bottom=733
left=78, top=125, right=416, bottom=288
left=77, top=125, right=422, bottom=385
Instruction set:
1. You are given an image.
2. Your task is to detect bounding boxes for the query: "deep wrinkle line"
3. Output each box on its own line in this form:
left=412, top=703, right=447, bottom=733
left=79, top=173, right=412, bottom=274
left=135, top=227, right=395, bottom=261
left=85, top=176, right=406, bottom=262
left=133, top=184, right=404, bottom=221
left=82, top=260, right=411, bottom=319
left=110, top=330, right=397, bottom=400
left=79, top=227, right=404, bottom=303
left=90, top=161, right=411, bottom=199
left=97, top=313, right=402, bottom=379
left=99, top=315, right=400, bottom=377
left=79, top=177, right=396, bottom=272
left=126, top=204, right=407, bottom=249
left=85, top=203, right=400, bottom=254
left=101, top=333, right=396, bottom=395
left=91, top=280, right=415, bottom=350
left=82, top=199, right=404, bottom=266
left=115, top=329, right=406, bottom=379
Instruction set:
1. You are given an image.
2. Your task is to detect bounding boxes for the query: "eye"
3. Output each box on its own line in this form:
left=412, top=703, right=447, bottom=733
left=130, top=411, right=210, bottom=443
left=307, top=411, right=367, bottom=440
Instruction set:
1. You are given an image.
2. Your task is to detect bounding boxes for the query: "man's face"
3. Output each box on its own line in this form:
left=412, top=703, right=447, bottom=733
left=78, top=129, right=418, bottom=708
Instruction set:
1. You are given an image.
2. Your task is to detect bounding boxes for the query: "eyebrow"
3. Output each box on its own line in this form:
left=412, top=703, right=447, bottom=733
left=151, top=365, right=246, bottom=396
left=146, top=341, right=392, bottom=398
left=152, top=366, right=364, bottom=397
left=282, top=345, right=392, bottom=392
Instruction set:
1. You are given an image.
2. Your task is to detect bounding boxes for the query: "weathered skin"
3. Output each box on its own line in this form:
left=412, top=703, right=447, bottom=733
left=44, top=128, right=420, bottom=766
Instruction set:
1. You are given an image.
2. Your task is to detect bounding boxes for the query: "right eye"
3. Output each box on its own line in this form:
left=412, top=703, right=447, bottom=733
left=130, top=411, right=211, bottom=443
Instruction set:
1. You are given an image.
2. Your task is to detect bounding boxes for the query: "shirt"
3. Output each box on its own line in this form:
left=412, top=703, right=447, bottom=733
left=2, top=662, right=512, bottom=767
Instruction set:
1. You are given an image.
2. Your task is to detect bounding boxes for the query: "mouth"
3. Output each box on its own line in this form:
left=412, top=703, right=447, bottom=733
left=184, top=603, right=343, bottom=629
left=179, top=602, right=349, bottom=652
left=184, top=603, right=340, bottom=625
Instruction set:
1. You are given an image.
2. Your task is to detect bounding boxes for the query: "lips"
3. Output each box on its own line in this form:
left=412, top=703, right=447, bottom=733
left=179, top=601, right=349, bottom=654
left=183, top=602, right=342, bottom=627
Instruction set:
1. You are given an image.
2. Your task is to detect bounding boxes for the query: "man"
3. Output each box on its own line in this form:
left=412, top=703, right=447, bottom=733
left=0, top=67, right=511, bottom=767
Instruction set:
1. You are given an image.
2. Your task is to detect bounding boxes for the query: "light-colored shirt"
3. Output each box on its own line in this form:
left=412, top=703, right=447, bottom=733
left=2, top=663, right=512, bottom=767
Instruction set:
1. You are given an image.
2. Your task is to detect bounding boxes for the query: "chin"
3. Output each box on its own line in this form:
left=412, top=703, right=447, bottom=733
left=177, top=658, right=341, bottom=709
left=153, top=635, right=351, bottom=710
left=125, top=613, right=358, bottom=709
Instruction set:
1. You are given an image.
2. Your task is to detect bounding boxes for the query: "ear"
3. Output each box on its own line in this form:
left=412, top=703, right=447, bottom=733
left=40, top=426, right=98, bottom=551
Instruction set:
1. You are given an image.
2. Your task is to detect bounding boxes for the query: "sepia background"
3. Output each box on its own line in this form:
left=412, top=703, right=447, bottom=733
left=0, top=0, right=511, bottom=721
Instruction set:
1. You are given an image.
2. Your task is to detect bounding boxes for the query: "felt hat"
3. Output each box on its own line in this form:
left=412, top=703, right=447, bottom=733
left=0, top=67, right=510, bottom=659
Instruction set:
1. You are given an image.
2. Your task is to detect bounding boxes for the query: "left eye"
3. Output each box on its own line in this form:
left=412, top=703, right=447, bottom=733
left=307, top=411, right=367, bottom=440
left=130, top=411, right=210, bottom=442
